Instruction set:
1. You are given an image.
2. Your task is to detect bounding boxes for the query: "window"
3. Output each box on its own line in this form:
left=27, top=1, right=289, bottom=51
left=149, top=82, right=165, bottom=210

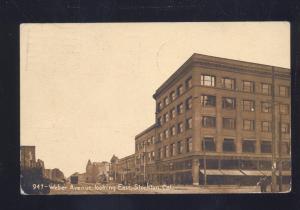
left=186, top=118, right=192, bottom=129
left=164, top=97, right=169, bottom=106
left=164, top=113, right=169, bottom=122
left=171, top=126, right=176, bottom=136
left=223, top=138, right=236, bottom=152
left=279, top=104, right=289, bottom=114
left=242, top=140, right=256, bottom=153
left=158, top=148, right=161, bottom=159
left=186, top=137, right=192, bottom=153
left=221, top=78, right=235, bottom=90
left=186, top=97, right=192, bottom=110
left=170, top=91, right=176, bottom=101
left=159, top=132, right=164, bottom=141
left=281, top=123, right=290, bottom=133
left=151, top=136, right=155, bottom=144
left=261, top=102, right=271, bottom=113
left=261, top=141, right=272, bottom=153
left=200, top=75, right=216, bottom=87
left=170, top=144, right=176, bottom=156
left=177, top=122, right=184, bottom=133
left=164, top=129, right=169, bottom=139
left=170, top=108, right=176, bottom=119
left=164, top=145, right=169, bottom=158
left=185, top=77, right=192, bottom=89
left=160, top=148, right=164, bottom=159
left=281, top=142, right=290, bottom=155
left=243, top=80, right=255, bottom=92
left=158, top=117, right=163, bottom=126
left=223, top=118, right=236, bottom=129
left=202, top=137, right=216, bottom=151
left=201, top=95, right=216, bottom=107
left=158, top=102, right=163, bottom=111
left=242, top=100, right=255, bottom=112
left=222, top=97, right=236, bottom=109
left=259, top=161, right=272, bottom=170
left=177, top=103, right=184, bottom=114
left=177, top=141, right=183, bottom=154
left=241, top=160, right=258, bottom=170
left=279, top=86, right=289, bottom=97
left=261, top=121, right=271, bottom=132
left=243, top=120, right=255, bottom=131
left=177, top=85, right=184, bottom=96
left=202, top=116, right=216, bottom=128
left=261, top=83, right=271, bottom=95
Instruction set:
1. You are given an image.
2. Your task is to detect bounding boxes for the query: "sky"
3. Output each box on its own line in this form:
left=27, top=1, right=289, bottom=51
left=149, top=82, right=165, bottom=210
left=20, top=22, right=290, bottom=177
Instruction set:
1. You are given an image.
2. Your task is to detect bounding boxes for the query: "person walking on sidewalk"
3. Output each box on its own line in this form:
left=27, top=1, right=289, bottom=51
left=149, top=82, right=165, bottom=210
left=257, top=176, right=268, bottom=192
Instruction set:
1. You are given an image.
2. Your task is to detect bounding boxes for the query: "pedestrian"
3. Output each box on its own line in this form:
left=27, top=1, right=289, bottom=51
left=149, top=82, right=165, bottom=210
left=257, top=176, right=268, bottom=192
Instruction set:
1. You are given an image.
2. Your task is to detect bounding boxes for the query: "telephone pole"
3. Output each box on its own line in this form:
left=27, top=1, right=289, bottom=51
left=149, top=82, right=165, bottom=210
left=271, top=67, right=277, bottom=192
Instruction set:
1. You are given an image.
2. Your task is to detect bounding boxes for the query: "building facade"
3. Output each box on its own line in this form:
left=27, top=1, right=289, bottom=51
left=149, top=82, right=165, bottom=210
left=110, top=154, right=136, bottom=184
left=85, top=160, right=110, bottom=183
left=137, top=53, right=291, bottom=186
left=20, top=146, right=36, bottom=169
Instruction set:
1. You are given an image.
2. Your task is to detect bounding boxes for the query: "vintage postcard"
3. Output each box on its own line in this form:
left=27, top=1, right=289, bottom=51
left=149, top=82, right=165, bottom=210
left=20, top=22, right=291, bottom=194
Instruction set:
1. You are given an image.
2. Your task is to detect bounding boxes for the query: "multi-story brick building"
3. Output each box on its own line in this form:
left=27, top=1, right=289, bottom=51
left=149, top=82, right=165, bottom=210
left=136, top=53, right=291, bottom=186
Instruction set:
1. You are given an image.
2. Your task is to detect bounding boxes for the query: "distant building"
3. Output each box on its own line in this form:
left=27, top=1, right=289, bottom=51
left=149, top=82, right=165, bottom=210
left=51, top=168, right=65, bottom=182
left=20, top=146, right=36, bottom=169
left=44, top=169, right=52, bottom=180
left=69, top=172, right=86, bottom=184
left=85, top=160, right=110, bottom=183
left=110, top=154, right=136, bottom=184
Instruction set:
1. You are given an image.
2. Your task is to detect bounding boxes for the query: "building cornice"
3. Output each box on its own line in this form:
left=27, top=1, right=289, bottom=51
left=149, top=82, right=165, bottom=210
left=153, top=53, right=290, bottom=100
left=135, top=123, right=157, bottom=140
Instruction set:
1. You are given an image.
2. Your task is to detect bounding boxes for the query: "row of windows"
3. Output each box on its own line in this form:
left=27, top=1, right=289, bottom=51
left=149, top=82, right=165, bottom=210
left=158, top=95, right=289, bottom=126
left=158, top=77, right=192, bottom=111
left=136, top=136, right=155, bottom=151
left=202, top=116, right=290, bottom=132
left=202, top=137, right=290, bottom=154
left=158, top=97, right=192, bottom=125
left=201, top=95, right=289, bottom=114
left=157, top=137, right=193, bottom=159
left=157, top=75, right=289, bottom=113
left=200, top=75, right=289, bottom=96
left=137, top=119, right=290, bottom=151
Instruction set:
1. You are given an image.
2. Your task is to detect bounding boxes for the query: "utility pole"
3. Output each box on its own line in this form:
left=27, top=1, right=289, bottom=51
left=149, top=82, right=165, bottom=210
left=203, top=139, right=207, bottom=186
left=143, top=142, right=146, bottom=184
left=271, top=67, right=277, bottom=192
left=279, top=113, right=283, bottom=191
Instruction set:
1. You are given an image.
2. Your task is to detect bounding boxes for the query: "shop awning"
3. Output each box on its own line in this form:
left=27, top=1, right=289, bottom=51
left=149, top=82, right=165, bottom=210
left=220, top=170, right=244, bottom=176
left=260, top=170, right=272, bottom=176
left=200, top=169, right=223, bottom=175
left=276, top=170, right=291, bottom=176
left=241, top=170, right=264, bottom=176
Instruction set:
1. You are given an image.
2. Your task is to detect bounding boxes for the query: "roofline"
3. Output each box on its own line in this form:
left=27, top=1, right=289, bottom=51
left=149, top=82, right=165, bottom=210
left=135, top=123, right=157, bottom=140
left=119, top=154, right=135, bottom=161
left=153, top=53, right=290, bottom=99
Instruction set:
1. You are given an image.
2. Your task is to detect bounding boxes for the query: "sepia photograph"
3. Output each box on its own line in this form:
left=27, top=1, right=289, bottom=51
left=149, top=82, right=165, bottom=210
left=20, top=22, right=291, bottom=195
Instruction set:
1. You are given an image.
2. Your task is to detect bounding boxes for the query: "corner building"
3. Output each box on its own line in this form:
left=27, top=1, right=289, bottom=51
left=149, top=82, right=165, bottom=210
left=138, top=53, right=291, bottom=186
